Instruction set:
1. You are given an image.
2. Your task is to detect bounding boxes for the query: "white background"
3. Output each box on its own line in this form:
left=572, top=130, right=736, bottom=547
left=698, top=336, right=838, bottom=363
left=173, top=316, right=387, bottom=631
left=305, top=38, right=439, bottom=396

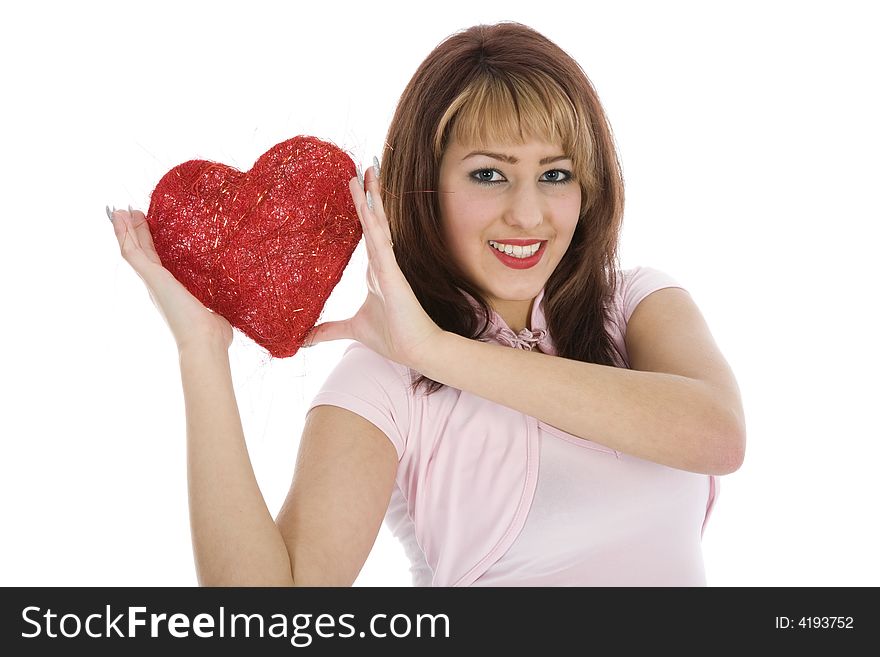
left=1, top=0, right=877, bottom=587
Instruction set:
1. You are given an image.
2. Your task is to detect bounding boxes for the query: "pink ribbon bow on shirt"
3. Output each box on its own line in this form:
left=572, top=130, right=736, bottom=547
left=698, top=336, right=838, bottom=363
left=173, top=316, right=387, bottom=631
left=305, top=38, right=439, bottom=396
left=459, top=286, right=556, bottom=354
left=489, top=326, right=551, bottom=351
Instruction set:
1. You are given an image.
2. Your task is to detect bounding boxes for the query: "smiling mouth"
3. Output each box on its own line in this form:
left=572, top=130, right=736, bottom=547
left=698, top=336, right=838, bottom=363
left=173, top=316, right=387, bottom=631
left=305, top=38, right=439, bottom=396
left=487, top=240, right=547, bottom=269
left=487, top=240, right=544, bottom=258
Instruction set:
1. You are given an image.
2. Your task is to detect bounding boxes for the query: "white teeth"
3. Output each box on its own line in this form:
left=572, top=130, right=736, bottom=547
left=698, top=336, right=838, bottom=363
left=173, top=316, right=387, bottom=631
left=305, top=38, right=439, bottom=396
left=489, top=241, right=541, bottom=258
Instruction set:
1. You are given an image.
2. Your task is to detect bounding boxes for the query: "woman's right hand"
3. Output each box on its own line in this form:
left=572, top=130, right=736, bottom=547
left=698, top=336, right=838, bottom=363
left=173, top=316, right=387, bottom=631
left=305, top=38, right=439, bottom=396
left=110, top=206, right=233, bottom=353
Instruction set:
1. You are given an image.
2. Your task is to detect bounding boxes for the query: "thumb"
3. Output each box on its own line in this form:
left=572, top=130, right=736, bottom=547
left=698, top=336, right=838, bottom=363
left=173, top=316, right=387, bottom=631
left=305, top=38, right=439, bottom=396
left=303, top=319, right=353, bottom=347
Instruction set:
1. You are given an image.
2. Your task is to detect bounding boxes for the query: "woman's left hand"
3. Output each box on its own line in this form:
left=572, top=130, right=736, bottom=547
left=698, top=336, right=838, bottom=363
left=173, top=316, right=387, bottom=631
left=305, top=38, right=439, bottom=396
left=305, top=163, right=445, bottom=370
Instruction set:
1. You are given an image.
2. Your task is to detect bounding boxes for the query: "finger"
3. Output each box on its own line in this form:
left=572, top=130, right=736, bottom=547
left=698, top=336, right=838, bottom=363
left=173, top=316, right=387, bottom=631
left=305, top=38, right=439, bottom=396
left=349, top=178, right=376, bottom=261
left=303, top=319, right=353, bottom=347
left=128, top=207, right=157, bottom=251
left=350, top=176, right=394, bottom=272
left=111, top=208, right=164, bottom=283
left=349, top=177, right=399, bottom=292
left=111, top=208, right=144, bottom=253
left=364, top=164, right=392, bottom=244
left=128, top=207, right=164, bottom=266
left=360, top=200, right=400, bottom=278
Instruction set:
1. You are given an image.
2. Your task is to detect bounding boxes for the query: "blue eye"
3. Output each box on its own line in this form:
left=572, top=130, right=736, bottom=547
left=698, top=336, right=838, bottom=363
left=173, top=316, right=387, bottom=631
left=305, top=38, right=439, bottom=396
left=469, top=168, right=574, bottom=186
left=541, top=169, right=573, bottom=185
left=471, top=169, right=505, bottom=186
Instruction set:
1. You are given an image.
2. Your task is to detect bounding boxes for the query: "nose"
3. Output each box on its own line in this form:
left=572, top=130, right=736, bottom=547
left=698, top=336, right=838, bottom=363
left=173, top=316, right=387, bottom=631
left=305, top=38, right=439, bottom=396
left=502, top=182, right=543, bottom=231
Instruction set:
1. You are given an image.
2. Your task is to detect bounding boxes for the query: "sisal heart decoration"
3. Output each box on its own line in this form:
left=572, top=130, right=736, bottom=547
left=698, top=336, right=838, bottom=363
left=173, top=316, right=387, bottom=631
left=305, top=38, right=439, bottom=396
left=146, top=136, right=361, bottom=358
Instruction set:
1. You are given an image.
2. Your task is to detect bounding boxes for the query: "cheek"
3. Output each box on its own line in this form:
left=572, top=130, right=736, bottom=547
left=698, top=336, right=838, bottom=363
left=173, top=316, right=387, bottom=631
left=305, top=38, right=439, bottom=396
left=447, top=229, right=481, bottom=266
left=559, top=196, right=581, bottom=240
left=440, top=213, right=478, bottom=269
left=443, top=195, right=491, bottom=243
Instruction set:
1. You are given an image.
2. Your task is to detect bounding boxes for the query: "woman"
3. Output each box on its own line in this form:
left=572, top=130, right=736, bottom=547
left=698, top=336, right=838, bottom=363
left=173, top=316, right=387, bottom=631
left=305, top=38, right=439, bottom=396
left=110, top=22, right=745, bottom=586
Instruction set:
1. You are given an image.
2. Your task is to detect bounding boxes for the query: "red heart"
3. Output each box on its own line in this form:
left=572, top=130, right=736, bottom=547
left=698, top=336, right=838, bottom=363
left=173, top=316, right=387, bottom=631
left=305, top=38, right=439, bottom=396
left=146, top=136, right=361, bottom=357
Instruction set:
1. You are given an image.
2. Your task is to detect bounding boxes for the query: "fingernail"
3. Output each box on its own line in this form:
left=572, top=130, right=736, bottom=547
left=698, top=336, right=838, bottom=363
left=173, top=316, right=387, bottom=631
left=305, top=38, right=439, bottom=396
left=106, top=205, right=113, bottom=221
left=356, top=162, right=364, bottom=187
left=366, top=191, right=374, bottom=210
left=372, top=155, right=381, bottom=179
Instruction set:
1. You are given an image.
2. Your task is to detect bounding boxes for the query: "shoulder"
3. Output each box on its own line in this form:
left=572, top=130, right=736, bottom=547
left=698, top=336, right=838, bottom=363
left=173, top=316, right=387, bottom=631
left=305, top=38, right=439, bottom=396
left=311, top=342, right=415, bottom=462
left=315, top=342, right=416, bottom=412
left=615, top=264, right=694, bottom=362
left=613, top=265, right=687, bottom=325
left=333, top=342, right=414, bottom=383
left=621, top=269, right=745, bottom=448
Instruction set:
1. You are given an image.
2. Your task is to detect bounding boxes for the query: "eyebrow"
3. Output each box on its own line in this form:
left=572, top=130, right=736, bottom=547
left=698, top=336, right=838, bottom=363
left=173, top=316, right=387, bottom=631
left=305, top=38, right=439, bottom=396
left=461, top=151, right=572, bottom=165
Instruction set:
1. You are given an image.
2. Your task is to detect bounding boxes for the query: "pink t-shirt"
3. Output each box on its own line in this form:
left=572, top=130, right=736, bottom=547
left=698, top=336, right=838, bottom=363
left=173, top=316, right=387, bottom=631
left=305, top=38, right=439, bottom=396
left=307, top=266, right=719, bottom=586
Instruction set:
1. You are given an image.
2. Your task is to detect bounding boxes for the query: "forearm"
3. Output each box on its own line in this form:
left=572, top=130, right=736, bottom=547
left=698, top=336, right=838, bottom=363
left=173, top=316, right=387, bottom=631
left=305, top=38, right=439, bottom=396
left=418, top=333, right=740, bottom=475
left=179, top=343, right=294, bottom=586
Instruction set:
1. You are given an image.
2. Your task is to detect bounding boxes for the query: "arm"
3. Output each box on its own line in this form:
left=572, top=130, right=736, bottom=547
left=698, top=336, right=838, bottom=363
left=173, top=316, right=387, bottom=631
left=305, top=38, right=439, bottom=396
left=183, top=344, right=398, bottom=587
left=275, top=404, right=399, bottom=586
left=417, top=288, right=746, bottom=476
left=111, top=207, right=396, bottom=585
left=180, top=341, right=294, bottom=586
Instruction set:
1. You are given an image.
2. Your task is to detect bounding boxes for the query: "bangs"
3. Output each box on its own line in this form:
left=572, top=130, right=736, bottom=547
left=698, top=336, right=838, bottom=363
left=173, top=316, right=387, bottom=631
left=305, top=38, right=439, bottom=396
left=434, top=72, right=597, bottom=192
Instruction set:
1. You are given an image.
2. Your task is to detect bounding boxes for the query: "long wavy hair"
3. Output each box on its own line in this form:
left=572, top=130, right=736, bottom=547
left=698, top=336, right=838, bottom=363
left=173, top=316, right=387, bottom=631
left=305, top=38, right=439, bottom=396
left=379, top=22, right=625, bottom=395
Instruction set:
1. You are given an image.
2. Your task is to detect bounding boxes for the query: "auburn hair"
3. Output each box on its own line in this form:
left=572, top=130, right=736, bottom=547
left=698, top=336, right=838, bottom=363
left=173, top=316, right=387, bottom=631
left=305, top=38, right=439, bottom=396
left=379, top=22, right=625, bottom=395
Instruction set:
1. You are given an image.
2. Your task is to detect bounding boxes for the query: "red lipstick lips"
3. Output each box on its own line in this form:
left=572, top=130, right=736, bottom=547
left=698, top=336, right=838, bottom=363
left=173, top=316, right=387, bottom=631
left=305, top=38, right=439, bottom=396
left=488, top=240, right=546, bottom=270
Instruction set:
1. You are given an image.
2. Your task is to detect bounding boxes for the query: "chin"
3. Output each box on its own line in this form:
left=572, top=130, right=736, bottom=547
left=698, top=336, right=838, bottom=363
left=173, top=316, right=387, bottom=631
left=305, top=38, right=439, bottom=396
left=486, top=279, right=546, bottom=302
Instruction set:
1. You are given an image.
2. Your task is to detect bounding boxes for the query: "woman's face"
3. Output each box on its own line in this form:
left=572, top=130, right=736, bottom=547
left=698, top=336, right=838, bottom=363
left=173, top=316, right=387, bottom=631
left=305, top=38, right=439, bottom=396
left=437, top=136, right=581, bottom=323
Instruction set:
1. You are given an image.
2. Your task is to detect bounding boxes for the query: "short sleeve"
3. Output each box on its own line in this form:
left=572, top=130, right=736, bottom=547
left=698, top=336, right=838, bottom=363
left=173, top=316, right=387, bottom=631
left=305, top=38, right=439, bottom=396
left=620, top=266, right=687, bottom=324
left=307, top=343, right=411, bottom=462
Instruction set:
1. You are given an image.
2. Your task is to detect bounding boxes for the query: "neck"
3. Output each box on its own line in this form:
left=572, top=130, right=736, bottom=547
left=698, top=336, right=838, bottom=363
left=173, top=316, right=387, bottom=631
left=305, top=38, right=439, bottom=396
left=491, top=298, right=535, bottom=334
